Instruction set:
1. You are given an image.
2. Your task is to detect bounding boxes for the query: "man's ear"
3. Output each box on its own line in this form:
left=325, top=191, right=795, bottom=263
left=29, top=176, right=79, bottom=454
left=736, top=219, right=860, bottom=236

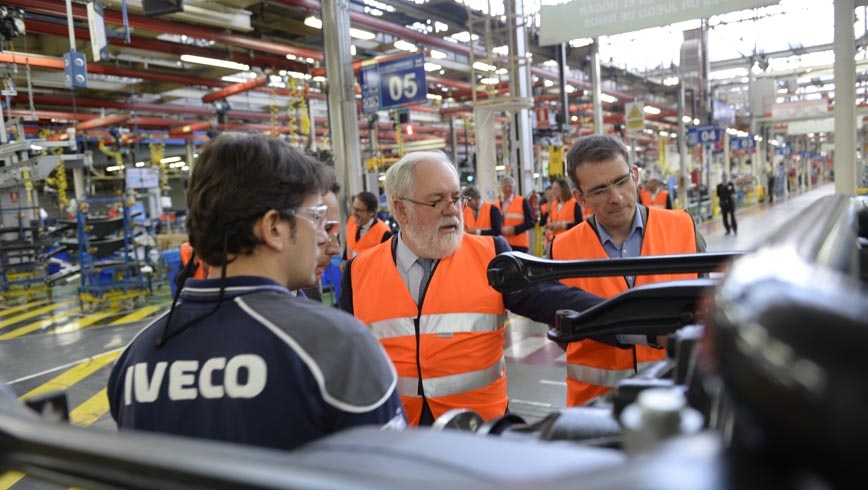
left=573, top=188, right=588, bottom=209
left=257, top=210, right=286, bottom=252
left=392, top=199, right=409, bottom=226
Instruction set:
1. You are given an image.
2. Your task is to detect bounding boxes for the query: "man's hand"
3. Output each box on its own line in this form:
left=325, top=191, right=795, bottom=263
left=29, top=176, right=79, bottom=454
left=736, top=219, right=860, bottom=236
left=503, top=225, right=515, bottom=236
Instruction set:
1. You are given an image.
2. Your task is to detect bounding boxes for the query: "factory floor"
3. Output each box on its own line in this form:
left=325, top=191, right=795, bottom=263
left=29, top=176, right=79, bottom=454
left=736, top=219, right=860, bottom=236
left=0, top=182, right=835, bottom=490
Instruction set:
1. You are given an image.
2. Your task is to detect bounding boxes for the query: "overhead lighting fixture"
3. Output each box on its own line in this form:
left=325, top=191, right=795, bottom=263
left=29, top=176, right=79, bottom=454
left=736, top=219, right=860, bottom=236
left=160, top=156, right=182, bottom=164
left=394, top=40, right=418, bottom=52
left=424, top=62, right=442, bottom=72
left=350, top=28, right=376, bottom=40
left=599, top=93, right=618, bottom=104
left=643, top=106, right=662, bottom=115
left=304, top=16, right=375, bottom=40
left=429, top=50, right=447, bottom=59
left=472, top=61, right=496, bottom=72
left=180, top=54, right=249, bottom=71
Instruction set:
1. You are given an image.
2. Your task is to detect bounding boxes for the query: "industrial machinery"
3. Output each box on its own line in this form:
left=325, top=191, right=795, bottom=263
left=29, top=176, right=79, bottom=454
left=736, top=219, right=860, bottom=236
left=0, top=194, right=866, bottom=489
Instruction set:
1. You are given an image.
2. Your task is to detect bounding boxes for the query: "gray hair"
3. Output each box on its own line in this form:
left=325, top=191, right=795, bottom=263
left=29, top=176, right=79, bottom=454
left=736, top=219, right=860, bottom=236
left=461, top=185, right=481, bottom=199
left=501, top=175, right=515, bottom=186
left=384, top=150, right=456, bottom=215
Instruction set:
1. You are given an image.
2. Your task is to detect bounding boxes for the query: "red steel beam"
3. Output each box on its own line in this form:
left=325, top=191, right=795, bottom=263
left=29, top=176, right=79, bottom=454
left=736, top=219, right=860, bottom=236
left=12, top=0, right=322, bottom=61
left=169, top=121, right=213, bottom=137
left=203, top=77, right=269, bottom=103
left=75, top=114, right=131, bottom=131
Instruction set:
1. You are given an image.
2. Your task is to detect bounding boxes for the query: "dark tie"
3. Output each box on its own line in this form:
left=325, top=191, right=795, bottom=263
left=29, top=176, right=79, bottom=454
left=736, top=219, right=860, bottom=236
left=355, top=226, right=362, bottom=241
left=417, top=258, right=435, bottom=303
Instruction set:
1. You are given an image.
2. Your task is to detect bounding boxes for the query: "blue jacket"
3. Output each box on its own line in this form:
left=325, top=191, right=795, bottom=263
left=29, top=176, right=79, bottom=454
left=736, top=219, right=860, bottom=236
left=108, top=276, right=405, bottom=450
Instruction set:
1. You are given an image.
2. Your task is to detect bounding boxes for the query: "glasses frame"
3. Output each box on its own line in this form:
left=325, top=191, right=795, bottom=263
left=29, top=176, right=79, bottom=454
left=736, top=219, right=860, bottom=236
left=400, top=195, right=470, bottom=212
left=283, top=204, right=329, bottom=229
left=580, top=172, right=634, bottom=202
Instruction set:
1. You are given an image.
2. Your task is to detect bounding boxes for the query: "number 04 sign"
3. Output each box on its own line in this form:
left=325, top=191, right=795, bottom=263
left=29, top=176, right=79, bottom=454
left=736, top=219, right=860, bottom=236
left=359, top=52, right=428, bottom=114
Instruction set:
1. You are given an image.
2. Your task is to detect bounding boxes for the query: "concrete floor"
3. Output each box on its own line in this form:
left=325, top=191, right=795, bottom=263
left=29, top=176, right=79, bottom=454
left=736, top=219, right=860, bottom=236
left=0, top=182, right=836, bottom=489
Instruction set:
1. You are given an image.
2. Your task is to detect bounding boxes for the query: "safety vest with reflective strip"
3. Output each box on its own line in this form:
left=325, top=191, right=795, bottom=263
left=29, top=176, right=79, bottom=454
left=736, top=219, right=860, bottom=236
left=346, top=218, right=391, bottom=258
left=639, top=189, right=669, bottom=209
left=496, top=196, right=529, bottom=249
left=551, top=207, right=698, bottom=407
left=545, top=197, right=579, bottom=245
left=350, top=234, right=508, bottom=426
left=463, top=201, right=494, bottom=233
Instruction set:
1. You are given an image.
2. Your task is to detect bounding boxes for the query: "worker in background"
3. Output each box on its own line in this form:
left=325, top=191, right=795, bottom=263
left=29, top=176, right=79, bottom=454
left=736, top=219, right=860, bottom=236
left=639, top=170, right=672, bottom=209
left=341, top=191, right=392, bottom=268
left=107, top=133, right=405, bottom=451
left=340, top=151, right=604, bottom=426
left=495, top=176, right=534, bottom=253
left=550, top=134, right=706, bottom=407
left=178, top=241, right=210, bottom=280
left=302, top=165, right=343, bottom=302
left=716, top=173, right=738, bottom=235
left=462, top=185, right=502, bottom=236
left=541, top=177, right=583, bottom=250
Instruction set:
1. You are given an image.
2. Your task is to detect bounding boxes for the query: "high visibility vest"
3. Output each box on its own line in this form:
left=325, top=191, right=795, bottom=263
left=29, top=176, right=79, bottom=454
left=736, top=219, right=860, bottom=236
left=346, top=218, right=391, bottom=258
left=551, top=207, right=698, bottom=406
left=639, top=189, right=669, bottom=209
left=350, top=235, right=508, bottom=426
left=463, top=201, right=493, bottom=232
left=496, top=196, right=529, bottom=249
left=544, top=198, right=578, bottom=245
left=179, top=241, right=209, bottom=279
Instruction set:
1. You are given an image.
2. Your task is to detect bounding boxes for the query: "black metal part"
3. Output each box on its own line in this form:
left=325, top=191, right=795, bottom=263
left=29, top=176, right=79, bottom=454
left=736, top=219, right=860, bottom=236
left=549, top=278, right=717, bottom=342
left=486, top=251, right=741, bottom=294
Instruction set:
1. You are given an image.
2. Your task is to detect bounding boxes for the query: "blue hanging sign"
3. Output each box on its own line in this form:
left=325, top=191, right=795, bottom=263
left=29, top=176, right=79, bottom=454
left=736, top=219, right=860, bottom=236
left=359, top=52, right=427, bottom=114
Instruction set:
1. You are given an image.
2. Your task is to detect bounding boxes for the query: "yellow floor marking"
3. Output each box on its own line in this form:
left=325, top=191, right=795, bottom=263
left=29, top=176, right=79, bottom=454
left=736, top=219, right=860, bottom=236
left=48, top=308, right=123, bottom=336
left=2, top=353, right=120, bottom=489
left=0, top=471, right=26, bottom=489
left=20, top=350, right=121, bottom=400
left=0, top=300, right=75, bottom=330
left=0, top=307, right=84, bottom=340
left=0, top=299, right=49, bottom=318
left=110, top=305, right=163, bottom=326
left=69, top=388, right=110, bottom=427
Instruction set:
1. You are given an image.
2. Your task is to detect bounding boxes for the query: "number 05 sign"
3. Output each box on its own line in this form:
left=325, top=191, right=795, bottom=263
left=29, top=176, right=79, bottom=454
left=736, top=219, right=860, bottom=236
left=359, top=52, right=427, bottom=114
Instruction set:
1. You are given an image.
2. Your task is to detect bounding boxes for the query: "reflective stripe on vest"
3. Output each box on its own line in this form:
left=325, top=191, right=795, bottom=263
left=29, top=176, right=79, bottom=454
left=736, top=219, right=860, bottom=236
left=566, top=361, right=657, bottom=387
left=397, top=357, right=505, bottom=398
left=369, top=312, right=507, bottom=340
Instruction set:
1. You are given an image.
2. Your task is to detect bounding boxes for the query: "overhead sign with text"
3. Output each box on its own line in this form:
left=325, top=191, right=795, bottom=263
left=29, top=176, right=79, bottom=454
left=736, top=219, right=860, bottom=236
left=687, top=124, right=722, bottom=147
left=359, top=52, right=428, bottom=114
left=539, top=0, right=781, bottom=46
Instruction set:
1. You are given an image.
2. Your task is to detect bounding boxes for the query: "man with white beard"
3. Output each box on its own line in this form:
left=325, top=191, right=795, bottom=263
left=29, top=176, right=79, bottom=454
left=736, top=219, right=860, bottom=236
left=340, top=151, right=603, bottom=426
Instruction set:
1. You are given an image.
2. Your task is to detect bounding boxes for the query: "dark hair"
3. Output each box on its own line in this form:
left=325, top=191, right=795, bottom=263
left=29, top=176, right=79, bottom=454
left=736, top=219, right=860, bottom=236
left=461, top=185, right=480, bottom=199
left=552, top=177, right=572, bottom=201
left=185, top=133, right=322, bottom=266
left=566, top=134, right=630, bottom=189
left=355, top=191, right=378, bottom=213
left=320, top=164, right=340, bottom=195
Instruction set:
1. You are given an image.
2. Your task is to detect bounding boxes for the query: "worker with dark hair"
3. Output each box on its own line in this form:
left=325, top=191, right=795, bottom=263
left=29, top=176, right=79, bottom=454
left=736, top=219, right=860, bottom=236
left=461, top=185, right=502, bottom=236
left=342, top=190, right=392, bottom=267
left=107, top=133, right=405, bottom=450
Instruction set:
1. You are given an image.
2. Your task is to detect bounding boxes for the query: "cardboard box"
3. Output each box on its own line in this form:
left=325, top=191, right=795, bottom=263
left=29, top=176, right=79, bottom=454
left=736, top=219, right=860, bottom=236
left=156, top=233, right=188, bottom=251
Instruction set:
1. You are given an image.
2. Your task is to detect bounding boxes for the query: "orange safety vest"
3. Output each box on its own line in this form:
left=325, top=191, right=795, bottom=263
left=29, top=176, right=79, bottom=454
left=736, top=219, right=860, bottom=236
left=544, top=197, right=579, bottom=245
left=463, top=201, right=493, bottom=232
left=345, top=218, right=391, bottom=258
left=639, top=189, right=669, bottom=209
left=179, top=241, right=209, bottom=279
left=496, top=196, right=529, bottom=249
left=350, top=235, right=508, bottom=426
left=551, top=207, right=698, bottom=407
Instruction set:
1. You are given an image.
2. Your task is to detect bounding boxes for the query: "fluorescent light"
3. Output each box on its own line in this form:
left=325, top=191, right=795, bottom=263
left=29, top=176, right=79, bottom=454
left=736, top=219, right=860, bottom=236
left=180, top=54, right=249, bottom=71
left=424, top=62, right=442, bottom=72
left=429, top=50, right=447, bottom=59
left=495, top=165, right=505, bottom=171
left=350, top=28, right=376, bottom=40
left=643, top=106, right=662, bottom=115
left=106, top=165, right=123, bottom=172
left=304, top=16, right=322, bottom=29
left=599, top=93, right=617, bottom=104
left=161, top=156, right=182, bottom=164
left=472, top=61, right=496, bottom=72
left=394, top=40, right=418, bottom=52
left=135, top=161, right=145, bottom=167
left=682, top=115, right=692, bottom=123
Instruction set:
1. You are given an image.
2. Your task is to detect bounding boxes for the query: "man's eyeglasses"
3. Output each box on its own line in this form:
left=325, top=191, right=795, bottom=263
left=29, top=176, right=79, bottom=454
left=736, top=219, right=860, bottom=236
left=400, top=195, right=470, bottom=212
left=285, top=204, right=329, bottom=229
left=580, top=173, right=634, bottom=202
left=324, top=220, right=340, bottom=244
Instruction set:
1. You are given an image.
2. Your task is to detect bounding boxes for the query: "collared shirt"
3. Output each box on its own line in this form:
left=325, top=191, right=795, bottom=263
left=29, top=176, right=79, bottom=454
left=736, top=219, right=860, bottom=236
left=395, top=232, right=437, bottom=304
left=594, top=204, right=644, bottom=288
left=357, top=217, right=375, bottom=240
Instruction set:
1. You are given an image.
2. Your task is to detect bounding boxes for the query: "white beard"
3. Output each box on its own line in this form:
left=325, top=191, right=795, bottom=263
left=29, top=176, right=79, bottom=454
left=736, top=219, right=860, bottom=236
left=404, top=208, right=464, bottom=259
